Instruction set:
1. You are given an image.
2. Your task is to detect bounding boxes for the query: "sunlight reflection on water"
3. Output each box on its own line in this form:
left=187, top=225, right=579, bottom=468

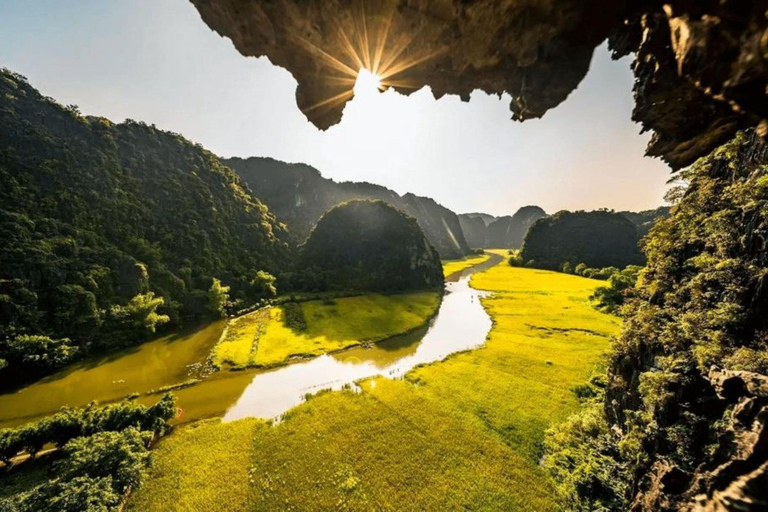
left=223, top=255, right=499, bottom=421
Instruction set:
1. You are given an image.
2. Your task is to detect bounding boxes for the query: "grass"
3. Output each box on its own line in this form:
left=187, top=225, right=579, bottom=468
left=442, top=252, right=492, bottom=277
left=130, top=262, right=619, bottom=511
left=127, top=419, right=261, bottom=512
left=212, top=292, right=441, bottom=369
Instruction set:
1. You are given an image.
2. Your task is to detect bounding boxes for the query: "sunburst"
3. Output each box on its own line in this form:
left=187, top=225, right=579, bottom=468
left=291, top=2, right=445, bottom=116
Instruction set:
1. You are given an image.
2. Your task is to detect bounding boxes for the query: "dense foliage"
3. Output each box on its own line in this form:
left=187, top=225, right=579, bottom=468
left=0, top=69, right=285, bottom=385
left=299, top=200, right=444, bottom=292
left=521, top=210, right=645, bottom=270
left=546, top=131, right=768, bottom=509
left=0, top=395, right=176, bottom=511
left=226, top=156, right=471, bottom=259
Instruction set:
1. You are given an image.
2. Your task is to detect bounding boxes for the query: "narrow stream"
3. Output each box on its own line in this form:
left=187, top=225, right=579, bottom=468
left=223, top=253, right=500, bottom=421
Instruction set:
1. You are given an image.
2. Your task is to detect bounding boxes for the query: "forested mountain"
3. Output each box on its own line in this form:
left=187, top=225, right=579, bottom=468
left=225, top=157, right=471, bottom=259
left=300, top=200, right=443, bottom=292
left=0, top=69, right=285, bottom=384
left=459, top=206, right=547, bottom=248
left=486, top=206, right=548, bottom=248
left=619, top=206, right=670, bottom=238
left=521, top=210, right=645, bottom=269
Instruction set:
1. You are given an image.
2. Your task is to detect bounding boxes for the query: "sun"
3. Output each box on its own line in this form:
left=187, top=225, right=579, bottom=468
left=354, top=69, right=383, bottom=95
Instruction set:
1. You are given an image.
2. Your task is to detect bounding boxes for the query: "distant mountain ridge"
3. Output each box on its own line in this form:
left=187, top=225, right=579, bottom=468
left=459, top=206, right=548, bottom=249
left=226, top=157, right=471, bottom=259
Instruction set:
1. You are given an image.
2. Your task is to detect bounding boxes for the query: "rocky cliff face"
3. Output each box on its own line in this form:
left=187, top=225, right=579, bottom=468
left=458, top=214, right=489, bottom=248
left=190, top=0, right=768, bottom=169
left=226, top=157, right=470, bottom=259
left=487, top=206, right=548, bottom=249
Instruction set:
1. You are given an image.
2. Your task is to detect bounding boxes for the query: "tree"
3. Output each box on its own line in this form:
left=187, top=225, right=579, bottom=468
left=56, top=428, right=151, bottom=493
left=3, top=335, right=78, bottom=372
left=249, top=270, right=277, bottom=300
left=110, top=292, right=170, bottom=336
left=207, top=278, right=230, bottom=317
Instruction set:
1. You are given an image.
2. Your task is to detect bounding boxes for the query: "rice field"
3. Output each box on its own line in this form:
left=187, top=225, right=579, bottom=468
left=211, top=292, right=441, bottom=369
left=442, top=252, right=493, bottom=277
left=130, top=262, right=619, bottom=511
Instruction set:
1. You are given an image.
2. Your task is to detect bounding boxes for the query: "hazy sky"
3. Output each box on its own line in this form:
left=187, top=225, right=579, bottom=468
left=1, top=0, right=670, bottom=216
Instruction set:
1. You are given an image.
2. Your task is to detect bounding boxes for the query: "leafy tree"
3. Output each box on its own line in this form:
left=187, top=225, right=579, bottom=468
left=249, top=270, right=277, bottom=300
left=2, top=335, right=78, bottom=373
left=56, top=428, right=151, bottom=493
left=590, top=266, right=641, bottom=314
left=109, top=292, right=170, bottom=336
left=207, top=278, right=230, bottom=317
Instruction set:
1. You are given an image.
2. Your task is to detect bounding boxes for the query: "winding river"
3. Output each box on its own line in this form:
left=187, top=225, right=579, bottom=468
left=0, top=254, right=500, bottom=428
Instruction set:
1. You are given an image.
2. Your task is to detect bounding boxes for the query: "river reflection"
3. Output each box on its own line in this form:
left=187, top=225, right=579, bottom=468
left=223, top=254, right=499, bottom=421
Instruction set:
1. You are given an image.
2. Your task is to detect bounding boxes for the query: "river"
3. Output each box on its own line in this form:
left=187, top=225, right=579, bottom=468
left=0, top=254, right=501, bottom=428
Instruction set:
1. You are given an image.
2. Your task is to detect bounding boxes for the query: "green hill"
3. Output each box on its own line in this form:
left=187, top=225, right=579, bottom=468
left=300, top=200, right=444, bottom=292
left=225, top=156, right=471, bottom=259
left=0, top=69, right=285, bottom=385
left=521, top=210, right=645, bottom=269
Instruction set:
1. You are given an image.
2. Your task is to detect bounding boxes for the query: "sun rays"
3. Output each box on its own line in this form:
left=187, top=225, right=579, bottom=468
left=291, top=2, right=446, bottom=117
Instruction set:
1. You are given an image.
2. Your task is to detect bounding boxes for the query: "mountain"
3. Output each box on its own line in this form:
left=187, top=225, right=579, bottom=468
left=0, top=69, right=284, bottom=383
left=521, top=210, right=645, bottom=269
left=300, top=200, right=444, bottom=292
left=225, top=157, right=471, bottom=259
left=459, top=206, right=547, bottom=249
left=458, top=214, right=489, bottom=248
left=619, top=206, right=671, bottom=239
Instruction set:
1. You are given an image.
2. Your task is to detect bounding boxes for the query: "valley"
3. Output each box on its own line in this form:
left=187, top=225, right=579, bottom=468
left=127, top=251, right=618, bottom=510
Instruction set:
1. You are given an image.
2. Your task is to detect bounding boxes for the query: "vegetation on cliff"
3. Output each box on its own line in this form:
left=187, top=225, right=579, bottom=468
left=299, top=200, right=444, bottom=293
left=546, top=131, right=768, bottom=510
left=0, top=69, right=284, bottom=385
left=521, top=210, right=645, bottom=270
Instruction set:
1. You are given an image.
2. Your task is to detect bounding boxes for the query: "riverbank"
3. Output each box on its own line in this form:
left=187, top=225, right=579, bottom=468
left=211, top=292, right=441, bottom=370
left=442, top=251, right=493, bottom=277
left=129, top=259, right=619, bottom=510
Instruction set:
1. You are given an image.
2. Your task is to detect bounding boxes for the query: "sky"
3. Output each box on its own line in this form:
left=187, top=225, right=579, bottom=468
left=0, top=0, right=671, bottom=216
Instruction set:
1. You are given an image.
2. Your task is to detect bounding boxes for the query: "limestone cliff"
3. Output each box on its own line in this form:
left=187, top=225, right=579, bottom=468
left=190, top=0, right=768, bottom=169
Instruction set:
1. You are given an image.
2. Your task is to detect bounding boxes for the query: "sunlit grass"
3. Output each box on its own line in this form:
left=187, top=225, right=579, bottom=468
left=132, top=263, right=618, bottom=510
left=442, top=252, right=492, bottom=277
left=212, top=292, right=441, bottom=369
left=127, top=419, right=262, bottom=512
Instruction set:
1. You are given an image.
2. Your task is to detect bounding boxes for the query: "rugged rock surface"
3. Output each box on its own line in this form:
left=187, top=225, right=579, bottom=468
left=486, top=206, right=547, bottom=249
left=190, top=0, right=768, bottom=168
left=458, top=214, right=490, bottom=248
left=628, top=369, right=768, bottom=512
left=300, top=200, right=444, bottom=292
left=226, top=156, right=470, bottom=259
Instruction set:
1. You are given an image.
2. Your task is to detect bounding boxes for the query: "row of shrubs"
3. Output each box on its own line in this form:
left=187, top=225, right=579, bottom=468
left=0, top=395, right=176, bottom=511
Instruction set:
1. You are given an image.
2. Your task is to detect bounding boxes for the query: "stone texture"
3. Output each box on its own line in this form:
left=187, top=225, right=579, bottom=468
left=190, top=0, right=768, bottom=168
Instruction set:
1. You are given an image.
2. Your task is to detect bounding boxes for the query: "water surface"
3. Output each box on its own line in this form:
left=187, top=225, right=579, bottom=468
left=223, top=254, right=500, bottom=421
left=0, top=254, right=501, bottom=428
